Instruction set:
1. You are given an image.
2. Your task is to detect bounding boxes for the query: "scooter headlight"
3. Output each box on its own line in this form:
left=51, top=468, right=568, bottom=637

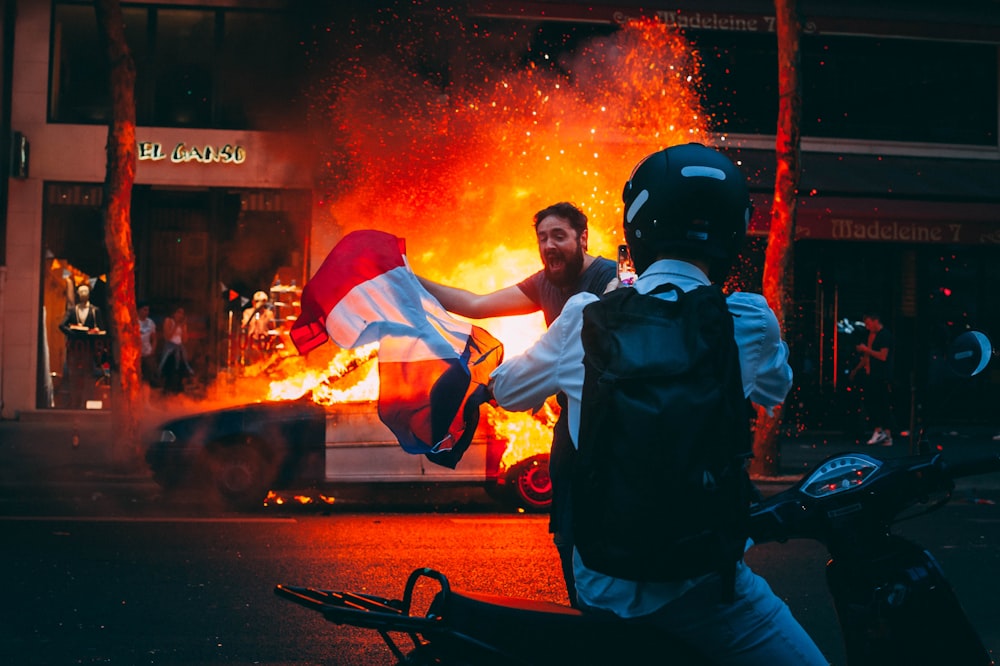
left=800, top=454, right=881, bottom=498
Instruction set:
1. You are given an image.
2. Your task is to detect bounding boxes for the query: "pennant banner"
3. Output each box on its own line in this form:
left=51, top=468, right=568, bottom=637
left=291, top=230, right=503, bottom=468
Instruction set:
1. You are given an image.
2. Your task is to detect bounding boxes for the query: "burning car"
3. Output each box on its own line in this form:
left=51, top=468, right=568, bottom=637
left=145, top=398, right=552, bottom=512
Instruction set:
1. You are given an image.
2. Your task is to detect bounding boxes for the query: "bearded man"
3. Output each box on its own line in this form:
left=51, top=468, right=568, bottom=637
left=418, top=201, right=616, bottom=607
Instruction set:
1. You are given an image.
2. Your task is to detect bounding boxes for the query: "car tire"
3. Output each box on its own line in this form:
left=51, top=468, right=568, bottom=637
left=207, top=440, right=273, bottom=512
left=507, top=455, right=552, bottom=512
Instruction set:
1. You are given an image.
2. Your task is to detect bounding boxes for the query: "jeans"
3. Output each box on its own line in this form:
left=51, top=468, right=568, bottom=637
left=553, top=531, right=578, bottom=608
left=550, top=394, right=578, bottom=606
left=587, top=562, right=830, bottom=666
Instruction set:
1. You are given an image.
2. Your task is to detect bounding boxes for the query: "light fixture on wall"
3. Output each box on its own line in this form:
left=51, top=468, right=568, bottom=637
left=11, top=131, right=29, bottom=179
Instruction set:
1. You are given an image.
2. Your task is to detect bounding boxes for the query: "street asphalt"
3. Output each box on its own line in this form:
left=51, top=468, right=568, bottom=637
left=2, top=408, right=1000, bottom=515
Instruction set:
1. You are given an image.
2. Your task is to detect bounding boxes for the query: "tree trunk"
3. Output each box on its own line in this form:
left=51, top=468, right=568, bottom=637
left=95, top=0, right=141, bottom=471
left=750, top=0, right=802, bottom=477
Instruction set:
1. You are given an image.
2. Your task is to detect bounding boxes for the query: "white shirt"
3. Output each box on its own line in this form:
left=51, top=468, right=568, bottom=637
left=489, top=259, right=793, bottom=617
left=139, top=317, right=156, bottom=357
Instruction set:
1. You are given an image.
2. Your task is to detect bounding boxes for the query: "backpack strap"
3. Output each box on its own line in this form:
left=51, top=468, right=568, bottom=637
left=646, top=282, right=683, bottom=298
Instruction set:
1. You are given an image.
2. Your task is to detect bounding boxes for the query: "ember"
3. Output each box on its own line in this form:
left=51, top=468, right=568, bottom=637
left=264, top=490, right=336, bottom=508
left=267, top=17, right=711, bottom=472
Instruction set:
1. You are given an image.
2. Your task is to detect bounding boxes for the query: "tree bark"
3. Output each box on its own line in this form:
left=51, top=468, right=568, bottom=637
left=750, top=0, right=801, bottom=477
left=95, top=0, right=142, bottom=470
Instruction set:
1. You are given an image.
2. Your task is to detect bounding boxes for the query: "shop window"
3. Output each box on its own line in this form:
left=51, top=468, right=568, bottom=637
left=691, top=31, right=778, bottom=136
left=693, top=30, right=997, bottom=146
left=40, top=184, right=111, bottom=410
left=801, top=35, right=996, bottom=146
left=49, top=3, right=306, bottom=130
left=153, top=9, right=214, bottom=127
left=50, top=4, right=111, bottom=122
left=50, top=5, right=147, bottom=123
left=216, top=12, right=302, bottom=130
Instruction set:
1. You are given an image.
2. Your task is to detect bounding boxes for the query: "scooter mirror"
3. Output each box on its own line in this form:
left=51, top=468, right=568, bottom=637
left=948, top=331, right=993, bottom=377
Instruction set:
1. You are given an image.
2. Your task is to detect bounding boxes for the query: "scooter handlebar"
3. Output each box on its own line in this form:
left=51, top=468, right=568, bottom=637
left=940, top=453, right=1000, bottom=482
left=749, top=450, right=1000, bottom=545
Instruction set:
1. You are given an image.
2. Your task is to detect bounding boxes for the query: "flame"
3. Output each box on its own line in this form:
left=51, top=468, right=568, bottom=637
left=261, top=17, right=709, bottom=470
left=486, top=399, right=561, bottom=470
left=264, top=490, right=337, bottom=507
left=267, top=343, right=379, bottom=403
left=317, top=17, right=709, bottom=273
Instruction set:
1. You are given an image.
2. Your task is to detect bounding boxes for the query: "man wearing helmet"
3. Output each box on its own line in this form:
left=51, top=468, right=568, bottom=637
left=418, top=201, right=617, bottom=607
left=489, top=144, right=826, bottom=664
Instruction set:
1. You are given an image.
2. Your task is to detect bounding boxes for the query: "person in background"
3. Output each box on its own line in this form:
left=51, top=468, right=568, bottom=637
left=242, top=290, right=276, bottom=364
left=851, top=311, right=894, bottom=446
left=137, top=301, right=158, bottom=387
left=489, top=143, right=827, bottom=665
left=417, top=201, right=617, bottom=607
left=160, top=306, right=193, bottom=394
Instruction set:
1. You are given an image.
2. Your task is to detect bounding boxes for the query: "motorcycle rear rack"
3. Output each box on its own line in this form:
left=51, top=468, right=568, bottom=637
left=275, top=567, right=520, bottom=663
left=276, top=567, right=713, bottom=665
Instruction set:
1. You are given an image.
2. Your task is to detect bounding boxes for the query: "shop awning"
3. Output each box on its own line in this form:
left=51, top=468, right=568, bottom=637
left=733, top=148, right=1000, bottom=244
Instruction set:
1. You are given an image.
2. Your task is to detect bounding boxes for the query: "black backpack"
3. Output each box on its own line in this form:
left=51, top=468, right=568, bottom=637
left=571, top=283, right=753, bottom=591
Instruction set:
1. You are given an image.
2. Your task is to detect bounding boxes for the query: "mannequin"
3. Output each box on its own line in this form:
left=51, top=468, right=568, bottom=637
left=59, top=284, right=104, bottom=333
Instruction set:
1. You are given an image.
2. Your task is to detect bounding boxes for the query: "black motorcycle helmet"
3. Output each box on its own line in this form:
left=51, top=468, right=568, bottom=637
left=622, top=143, right=752, bottom=281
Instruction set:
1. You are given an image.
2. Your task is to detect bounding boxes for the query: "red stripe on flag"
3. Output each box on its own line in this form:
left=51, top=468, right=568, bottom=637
left=291, top=230, right=406, bottom=353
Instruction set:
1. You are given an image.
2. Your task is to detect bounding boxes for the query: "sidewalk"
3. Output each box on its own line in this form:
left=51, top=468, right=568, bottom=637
left=0, top=410, right=148, bottom=481
left=0, top=411, right=161, bottom=515
left=765, top=425, right=1000, bottom=494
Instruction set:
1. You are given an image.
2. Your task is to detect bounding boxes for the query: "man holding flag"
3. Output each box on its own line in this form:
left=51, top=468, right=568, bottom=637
left=416, top=202, right=617, bottom=607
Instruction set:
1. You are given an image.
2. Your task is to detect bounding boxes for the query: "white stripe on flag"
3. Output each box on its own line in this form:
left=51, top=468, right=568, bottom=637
left=325, top=265, right=473, bottom=362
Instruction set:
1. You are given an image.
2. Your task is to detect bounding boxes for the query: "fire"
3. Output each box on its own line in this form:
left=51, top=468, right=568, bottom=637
left=264, top=490, right=337, bottom=507
left=264, top=17, right=710, bottom=470
left=315, top=17, right=709, bottom=269
left=267, top=343, right=379, bottom=403
left=486, top=399, right=561, bottom=470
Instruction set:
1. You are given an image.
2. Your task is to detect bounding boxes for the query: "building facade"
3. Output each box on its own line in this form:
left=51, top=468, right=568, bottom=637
left=1, top=1, right=998, bottom=432
left=0, top=0, right=317, bottom=416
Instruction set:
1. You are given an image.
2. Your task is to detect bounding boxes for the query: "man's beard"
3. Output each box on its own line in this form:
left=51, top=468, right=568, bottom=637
left=543, top=244, right=585, bottom=288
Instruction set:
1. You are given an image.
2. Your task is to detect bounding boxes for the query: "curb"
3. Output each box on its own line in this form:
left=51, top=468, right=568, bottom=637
left=9, top=409, right=113, bottom=423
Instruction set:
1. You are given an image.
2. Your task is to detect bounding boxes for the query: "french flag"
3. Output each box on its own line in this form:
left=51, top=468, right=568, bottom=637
left=290, top=230, right=503, bottom=468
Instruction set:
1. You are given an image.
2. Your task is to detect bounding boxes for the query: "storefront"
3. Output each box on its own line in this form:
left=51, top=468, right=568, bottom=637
left=2, top=1, right=998, bottom=426
left=38, top=180, right=311, bottom=410
left=0, top=1, right=317, bottom=418
left=723, top=144, right=1000, bottom=432
left=746, top=198, right=1000, bottom=433
left=0, top=120, right=314, bottom=417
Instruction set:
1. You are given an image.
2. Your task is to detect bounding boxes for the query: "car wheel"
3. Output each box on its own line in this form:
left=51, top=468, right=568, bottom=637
left=208, top=441, right=272, bottom=512
left=507, top=455, right=552, bottom=512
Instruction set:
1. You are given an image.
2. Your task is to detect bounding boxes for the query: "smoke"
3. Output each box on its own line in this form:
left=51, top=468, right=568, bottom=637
left=305, top=6, right=711, bottom=282
left=141, top=7, right=716, bottom=412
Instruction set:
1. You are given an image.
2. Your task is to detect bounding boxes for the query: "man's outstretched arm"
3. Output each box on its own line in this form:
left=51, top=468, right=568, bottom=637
left=417, top=276, right=538, bottom=319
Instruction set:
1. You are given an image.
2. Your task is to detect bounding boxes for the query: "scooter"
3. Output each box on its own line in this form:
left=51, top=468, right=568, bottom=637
left=275, top=332, right=999, bottom=665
